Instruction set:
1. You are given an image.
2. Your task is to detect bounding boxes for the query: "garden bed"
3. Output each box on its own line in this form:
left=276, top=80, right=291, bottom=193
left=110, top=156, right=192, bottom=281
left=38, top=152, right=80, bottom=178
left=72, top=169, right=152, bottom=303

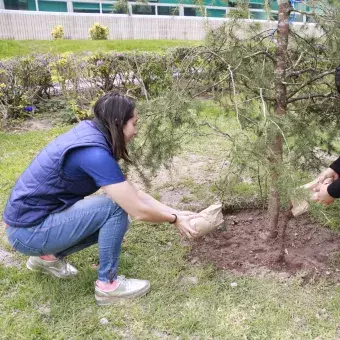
left=190, top=210, right=340, bottom=283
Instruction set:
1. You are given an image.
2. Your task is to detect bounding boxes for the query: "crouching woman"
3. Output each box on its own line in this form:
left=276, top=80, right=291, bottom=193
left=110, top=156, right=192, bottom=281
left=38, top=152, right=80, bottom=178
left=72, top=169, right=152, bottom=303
left=3, top=92, right=197, bottom=305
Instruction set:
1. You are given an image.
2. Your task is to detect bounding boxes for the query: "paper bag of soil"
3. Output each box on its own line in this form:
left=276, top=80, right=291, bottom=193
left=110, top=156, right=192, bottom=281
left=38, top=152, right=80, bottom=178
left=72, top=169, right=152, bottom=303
left=190, top=203, right=224, bottom=237
left=291, top=178, right=333, bottom=217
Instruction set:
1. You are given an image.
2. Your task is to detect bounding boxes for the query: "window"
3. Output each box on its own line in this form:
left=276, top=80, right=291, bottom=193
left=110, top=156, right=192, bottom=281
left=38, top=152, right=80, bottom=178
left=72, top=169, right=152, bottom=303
left=73, top=2, right=100, bottom=13
left=271, top=0, right=278, bottom=11
left=184, top=7, right=204, bottom=16
left=132, top=4, right=155, bottom=15
left=158, top=6, right=179, bottom=16
left=184, top=7, right=195, bottom=16
left=4, top=0, right=36, bottom=10
left=249, top=4, right=263, bottom=10
left=206, top=8, right=225, bottom=18
left=103, top=3, right=128, bottom=14
left=102, top=3, right=114, bottom=13
left=251, top=11, right=267, bottom=20
left=38, top=0, right=67, bottom=12
left=229, top=0, right=272, bottom=10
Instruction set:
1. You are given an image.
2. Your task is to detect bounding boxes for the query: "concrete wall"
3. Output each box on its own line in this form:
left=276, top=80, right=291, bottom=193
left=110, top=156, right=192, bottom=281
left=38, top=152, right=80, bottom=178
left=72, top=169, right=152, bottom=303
left=0, top=10, right=320, bottom=40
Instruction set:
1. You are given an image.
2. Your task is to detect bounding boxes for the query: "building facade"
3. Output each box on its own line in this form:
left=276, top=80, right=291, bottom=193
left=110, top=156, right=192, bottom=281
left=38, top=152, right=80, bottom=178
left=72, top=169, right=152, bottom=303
left=0, top=0, right=315, bottom=21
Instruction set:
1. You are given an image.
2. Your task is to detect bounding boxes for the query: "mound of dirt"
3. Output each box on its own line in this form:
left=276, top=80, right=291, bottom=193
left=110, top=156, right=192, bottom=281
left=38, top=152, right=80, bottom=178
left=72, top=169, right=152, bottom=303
left=189, top=210, right=340, bottom=282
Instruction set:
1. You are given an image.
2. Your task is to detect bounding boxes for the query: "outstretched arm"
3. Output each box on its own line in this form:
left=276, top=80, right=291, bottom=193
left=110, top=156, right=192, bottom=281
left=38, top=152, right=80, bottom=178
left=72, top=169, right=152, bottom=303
left=102, top=181, right=198, bottom=238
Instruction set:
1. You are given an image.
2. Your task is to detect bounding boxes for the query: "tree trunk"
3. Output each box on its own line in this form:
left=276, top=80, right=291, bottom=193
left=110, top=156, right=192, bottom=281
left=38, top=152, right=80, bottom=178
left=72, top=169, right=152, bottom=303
left=268, top=0, right=291, bottom=237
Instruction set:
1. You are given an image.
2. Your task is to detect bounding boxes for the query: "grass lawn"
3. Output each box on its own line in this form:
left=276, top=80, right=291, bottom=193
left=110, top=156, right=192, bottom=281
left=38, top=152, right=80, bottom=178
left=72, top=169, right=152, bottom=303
left=1, top=117, right=340, bottom=339
left=0, top=40, right=199, bottom=59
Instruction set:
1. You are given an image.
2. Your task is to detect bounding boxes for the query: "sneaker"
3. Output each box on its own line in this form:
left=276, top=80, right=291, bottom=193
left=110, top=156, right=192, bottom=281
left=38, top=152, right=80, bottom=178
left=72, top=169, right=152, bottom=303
left=26, top=256, right=78, bottom=279
left=95, top=275, right=150, bottom=305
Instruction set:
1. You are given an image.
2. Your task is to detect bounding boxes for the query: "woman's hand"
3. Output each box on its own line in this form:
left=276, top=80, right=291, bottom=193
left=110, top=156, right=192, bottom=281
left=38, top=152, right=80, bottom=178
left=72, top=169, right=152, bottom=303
left=174, top=215, right=199, bottom=239
left=312, top=183, right=335, bottom=206
left=318, top=168, right=339, bottom=184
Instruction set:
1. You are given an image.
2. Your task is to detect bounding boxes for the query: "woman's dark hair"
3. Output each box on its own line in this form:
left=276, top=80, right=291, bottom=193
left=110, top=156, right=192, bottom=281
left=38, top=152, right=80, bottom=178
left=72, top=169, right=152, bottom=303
left=93, top=92, right=135, bottom=161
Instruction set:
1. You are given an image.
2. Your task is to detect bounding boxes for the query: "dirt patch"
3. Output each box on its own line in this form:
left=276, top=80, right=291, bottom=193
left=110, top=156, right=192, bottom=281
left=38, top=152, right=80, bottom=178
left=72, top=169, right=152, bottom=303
left=0, top=249, right=22, bottom=268
left=8, top=118, right=54, bottom=132
left=0, top=222, right=21, bottom=268
left=159, top=188, right=191, bottom=207
left=189, top=210, right=340, bottom=282
left=129, top=153, right=221, bottom=211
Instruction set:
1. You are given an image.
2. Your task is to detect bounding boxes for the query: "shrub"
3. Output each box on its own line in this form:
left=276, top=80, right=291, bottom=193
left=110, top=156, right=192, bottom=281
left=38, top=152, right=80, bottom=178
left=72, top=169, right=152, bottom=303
left=227, top=8, right=250, bottom=19
left=112, top=0, right=129, bottom=14
left=51, top=25, right=64, bottom=40
left=0, top=47, right=197, bottom=122
left=52, top=52, right=85, bottom=92
left=227, top=0, right=250, bottom=19
left=0, top=55, right=53, bottom=120
left=131, top=52, right=173, bottom=97
left=87, top=51, right=127, bottom=92
left=89, top=23, right=109, bottom=40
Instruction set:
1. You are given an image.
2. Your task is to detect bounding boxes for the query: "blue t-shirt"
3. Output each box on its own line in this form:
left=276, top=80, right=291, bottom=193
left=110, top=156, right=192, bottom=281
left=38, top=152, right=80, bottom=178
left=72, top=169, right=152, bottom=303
left=63, top=146, right=126, bottom=186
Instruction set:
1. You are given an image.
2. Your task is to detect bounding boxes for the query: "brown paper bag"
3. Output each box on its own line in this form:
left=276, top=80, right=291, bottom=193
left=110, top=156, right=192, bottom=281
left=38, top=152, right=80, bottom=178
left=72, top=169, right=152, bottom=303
left=189, top=203, right=224, bottom=237
left=291, top=178, right=332, bottom=217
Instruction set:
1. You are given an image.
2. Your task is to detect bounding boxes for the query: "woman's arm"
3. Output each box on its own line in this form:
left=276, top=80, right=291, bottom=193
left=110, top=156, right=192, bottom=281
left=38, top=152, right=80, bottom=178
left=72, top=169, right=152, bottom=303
left=102, top=181, right=198, bottom=238
left=102, top=181, right=176, bottom=223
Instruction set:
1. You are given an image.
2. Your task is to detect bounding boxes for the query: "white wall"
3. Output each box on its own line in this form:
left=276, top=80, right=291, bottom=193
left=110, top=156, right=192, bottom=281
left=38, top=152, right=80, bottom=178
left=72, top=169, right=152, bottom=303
left=0, top=10, right=320, bottom=40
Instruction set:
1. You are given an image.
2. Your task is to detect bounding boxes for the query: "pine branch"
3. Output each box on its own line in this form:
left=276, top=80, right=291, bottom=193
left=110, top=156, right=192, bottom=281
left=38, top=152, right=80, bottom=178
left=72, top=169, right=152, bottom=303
left=243, top=51, right=275, bottom=63
left=200, top=121, right=232, bottom=140
left=287, top=69, right=335, bottom=99
left=192, top=74, right=230, bottom=99
left=286, top=52, right=304, bottom=72
left=286, top=68, right=316, bottom=78
left=288, top=92, right=334, bottom=104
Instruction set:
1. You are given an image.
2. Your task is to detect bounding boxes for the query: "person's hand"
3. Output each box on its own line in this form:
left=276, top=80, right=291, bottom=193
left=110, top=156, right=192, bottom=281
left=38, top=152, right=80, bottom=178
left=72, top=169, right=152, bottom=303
left=174, top=215, right=199, bottom=239
left=318, top=167, right=339, bottom=184
left=312, top=183, right=335, bottom=206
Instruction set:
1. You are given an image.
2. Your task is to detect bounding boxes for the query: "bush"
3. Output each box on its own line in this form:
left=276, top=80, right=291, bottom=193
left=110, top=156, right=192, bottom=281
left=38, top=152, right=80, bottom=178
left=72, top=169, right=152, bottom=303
left=112, top=0, right=129, bottom=14
left=51, top=25, right=64, bottom=40
left=52, top=52, right=86, bottom=92
left=227, top=0, right=250, bottom=20
left=89, top=23, right=109, bottom=40
left=0, top=55, right=53, bottom=120
left=227, top=8, right=250, bottom=19
left=0, top=47, right=197, bottom=123
left=87, top=51, right=174, bottom=98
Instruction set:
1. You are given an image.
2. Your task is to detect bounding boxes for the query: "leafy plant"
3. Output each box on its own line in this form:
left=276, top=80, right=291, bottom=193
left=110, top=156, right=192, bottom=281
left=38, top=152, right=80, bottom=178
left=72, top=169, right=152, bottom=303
left=112, top=0, right=129, bottom=14
left=88, top=23, right=109, bottom=40
left=227, top=0, right=250, bottom=19
left=51, top=25, right=64, bottom=40
left=0, top=55, right=53, bottom=121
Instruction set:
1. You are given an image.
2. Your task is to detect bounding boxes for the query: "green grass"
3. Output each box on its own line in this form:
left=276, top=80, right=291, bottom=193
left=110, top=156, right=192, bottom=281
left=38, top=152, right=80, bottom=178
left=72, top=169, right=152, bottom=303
left=1, top=121, right=340, bottom=339
left=0, top=126, right=70, bottom=210
left=0, top=40, right=199, bottom=59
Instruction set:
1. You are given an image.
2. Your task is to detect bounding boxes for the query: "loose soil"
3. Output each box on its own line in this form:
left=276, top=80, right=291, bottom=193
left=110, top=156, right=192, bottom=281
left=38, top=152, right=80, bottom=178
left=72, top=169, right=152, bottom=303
left=6, top=118, right=55, bottom=132
left=189, top=210, right=340, bottom=282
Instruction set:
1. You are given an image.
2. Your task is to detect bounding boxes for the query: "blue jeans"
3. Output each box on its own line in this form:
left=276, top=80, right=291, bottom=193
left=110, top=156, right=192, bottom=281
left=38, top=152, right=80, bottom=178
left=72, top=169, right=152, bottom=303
left=6, top=195, right=128, bottom=283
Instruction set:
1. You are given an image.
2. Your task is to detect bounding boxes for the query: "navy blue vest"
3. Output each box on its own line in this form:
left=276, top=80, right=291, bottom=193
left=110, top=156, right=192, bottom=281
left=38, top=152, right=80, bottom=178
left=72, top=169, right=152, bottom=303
left=3, top=121, right=112, bottom=228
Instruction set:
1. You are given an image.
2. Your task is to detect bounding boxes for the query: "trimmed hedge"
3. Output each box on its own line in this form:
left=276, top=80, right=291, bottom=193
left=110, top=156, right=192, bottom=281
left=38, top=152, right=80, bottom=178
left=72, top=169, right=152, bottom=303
left=0, top=48, right=196, bottom=123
